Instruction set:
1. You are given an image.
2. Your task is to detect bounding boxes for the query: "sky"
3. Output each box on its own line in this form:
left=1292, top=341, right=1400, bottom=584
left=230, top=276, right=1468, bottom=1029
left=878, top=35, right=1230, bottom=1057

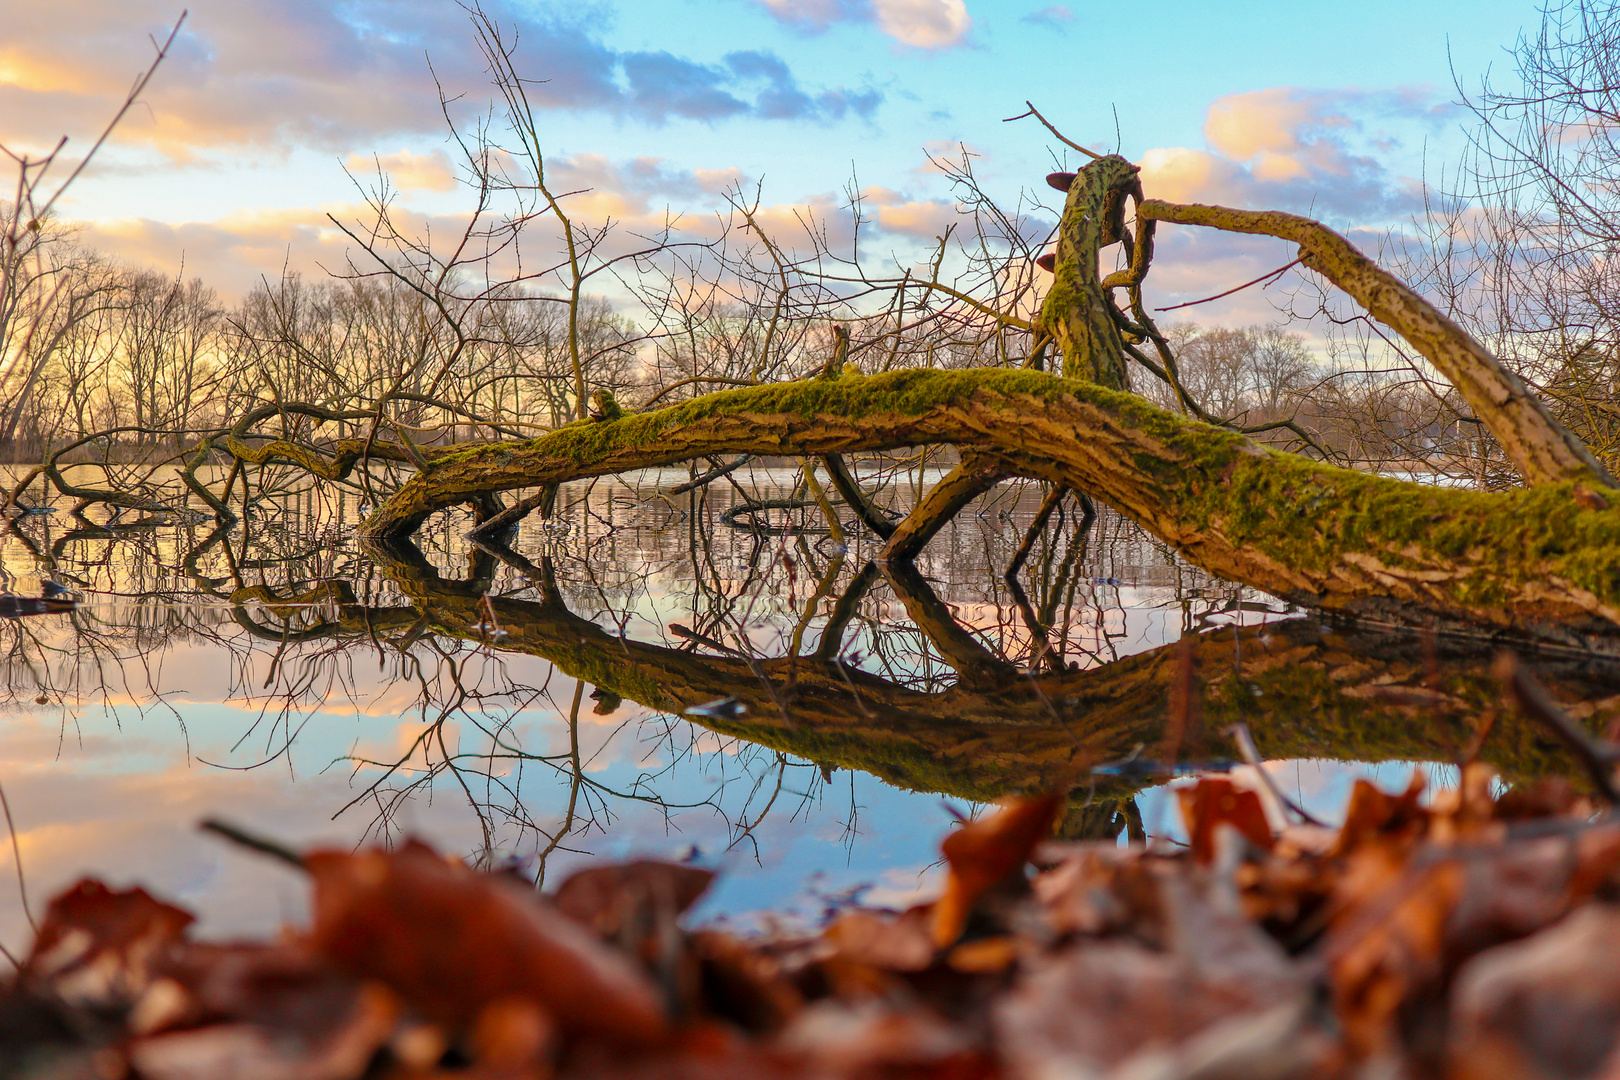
left=1, top=0, right=1546, bottom=320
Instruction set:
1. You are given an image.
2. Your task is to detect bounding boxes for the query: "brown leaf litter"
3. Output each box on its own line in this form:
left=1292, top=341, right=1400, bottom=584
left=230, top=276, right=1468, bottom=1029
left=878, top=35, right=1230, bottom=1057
left=9, top=764, right=1620, bottom=1079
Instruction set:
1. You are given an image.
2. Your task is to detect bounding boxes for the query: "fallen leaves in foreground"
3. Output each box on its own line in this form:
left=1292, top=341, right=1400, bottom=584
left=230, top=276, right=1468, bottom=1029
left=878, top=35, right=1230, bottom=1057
left=8, top=767, right=1620, bottom=1079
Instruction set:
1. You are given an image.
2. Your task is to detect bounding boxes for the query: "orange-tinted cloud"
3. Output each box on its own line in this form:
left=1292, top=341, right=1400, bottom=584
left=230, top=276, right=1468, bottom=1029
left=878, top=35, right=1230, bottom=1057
left=344, top=150, right=458, bottom=194
left=1128, top=86, right=1451, bottom=324
left=0, top=0, right=883, bottom=165
left=860, top=185, right=959, bottom=239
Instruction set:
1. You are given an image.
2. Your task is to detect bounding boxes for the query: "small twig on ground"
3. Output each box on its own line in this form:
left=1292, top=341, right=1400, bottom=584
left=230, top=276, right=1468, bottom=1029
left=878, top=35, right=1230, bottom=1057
left=1227, top=723, right=1327, bottom=826
left=1495, top=651, right=1620, bottom=802
left=200, top=818, right=306, bottom=868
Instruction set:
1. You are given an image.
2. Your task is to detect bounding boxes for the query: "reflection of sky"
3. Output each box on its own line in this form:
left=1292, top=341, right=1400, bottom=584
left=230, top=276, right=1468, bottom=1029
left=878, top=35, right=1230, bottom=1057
left=0, top=474, right=1321, bottom=953
left=1134, top=759, right=1468, bottom=848
left=0, top=689, right=970, bottom=948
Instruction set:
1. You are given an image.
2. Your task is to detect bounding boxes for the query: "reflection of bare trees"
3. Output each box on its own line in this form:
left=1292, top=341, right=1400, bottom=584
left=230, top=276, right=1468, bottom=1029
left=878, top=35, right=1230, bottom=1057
left=3, top=475, right=1617, bottom=874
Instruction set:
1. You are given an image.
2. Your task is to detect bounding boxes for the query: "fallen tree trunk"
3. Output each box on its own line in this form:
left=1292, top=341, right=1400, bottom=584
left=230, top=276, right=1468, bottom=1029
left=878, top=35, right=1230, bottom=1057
left=343, top=155, right=1620, bottom=647
left=359, top=367, right=1620, bottom=648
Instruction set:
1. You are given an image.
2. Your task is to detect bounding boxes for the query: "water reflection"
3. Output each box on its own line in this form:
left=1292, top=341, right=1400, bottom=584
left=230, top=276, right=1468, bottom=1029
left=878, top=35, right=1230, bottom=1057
left=0, top=466, right=1616, bottom=949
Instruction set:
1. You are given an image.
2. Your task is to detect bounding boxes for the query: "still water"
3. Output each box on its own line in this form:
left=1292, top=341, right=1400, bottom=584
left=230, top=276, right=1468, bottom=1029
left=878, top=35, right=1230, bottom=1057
left=0, top=463, right=1613, bottom=951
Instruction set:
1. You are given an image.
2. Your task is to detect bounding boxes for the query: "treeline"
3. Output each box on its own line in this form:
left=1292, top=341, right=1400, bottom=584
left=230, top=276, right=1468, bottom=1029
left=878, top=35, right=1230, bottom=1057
left=0, top=233, right=655, bottom=461
left=0, top=217, right=1506, bottom=482
left=1136, top=324, right=1491, bottom=476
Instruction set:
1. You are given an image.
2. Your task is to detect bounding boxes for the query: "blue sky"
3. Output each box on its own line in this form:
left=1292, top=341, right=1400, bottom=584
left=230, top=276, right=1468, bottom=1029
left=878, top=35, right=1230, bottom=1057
left=2, top=0, right=1546, bottom=313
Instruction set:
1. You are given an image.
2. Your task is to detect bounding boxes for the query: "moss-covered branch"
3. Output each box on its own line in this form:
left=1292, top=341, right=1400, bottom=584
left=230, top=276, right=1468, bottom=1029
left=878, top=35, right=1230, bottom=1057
left=359, top=367, right=1620, bottom=646
left=1137, top=198, right=1615, bottom=490
left=1038, top=156, right=1139, bottom=388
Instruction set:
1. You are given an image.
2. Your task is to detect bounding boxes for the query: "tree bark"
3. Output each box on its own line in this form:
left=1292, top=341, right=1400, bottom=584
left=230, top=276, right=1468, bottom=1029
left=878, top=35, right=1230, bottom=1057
left=1039, top=156, right=1139, bottom=388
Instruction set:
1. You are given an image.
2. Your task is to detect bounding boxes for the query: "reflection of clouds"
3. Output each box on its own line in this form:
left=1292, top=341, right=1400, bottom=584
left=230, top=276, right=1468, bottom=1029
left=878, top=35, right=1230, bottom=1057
left=0, top=479, right=1396, bottom=950
left=690, top=731, right=743, bottom=758
left=854, top=863, right=942, bottom=911
left=0, top=745, right=486, bottom=952
left=0, top=683, right=895, bottom=951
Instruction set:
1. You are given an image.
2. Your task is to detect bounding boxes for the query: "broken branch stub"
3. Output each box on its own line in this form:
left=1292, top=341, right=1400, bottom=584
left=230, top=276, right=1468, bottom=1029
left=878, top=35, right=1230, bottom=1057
left=1036, top=155, right=1140, bottom=390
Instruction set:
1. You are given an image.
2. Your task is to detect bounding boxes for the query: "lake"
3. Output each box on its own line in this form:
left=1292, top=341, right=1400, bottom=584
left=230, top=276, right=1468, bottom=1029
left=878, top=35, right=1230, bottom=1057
left=1, top=462, right=1612, bottom=950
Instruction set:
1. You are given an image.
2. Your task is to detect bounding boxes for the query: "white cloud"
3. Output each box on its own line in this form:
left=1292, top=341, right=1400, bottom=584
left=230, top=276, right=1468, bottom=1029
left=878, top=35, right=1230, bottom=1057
left=747, top=0, right=972, bottom=49
left=872, top=0, right=972, bottom=49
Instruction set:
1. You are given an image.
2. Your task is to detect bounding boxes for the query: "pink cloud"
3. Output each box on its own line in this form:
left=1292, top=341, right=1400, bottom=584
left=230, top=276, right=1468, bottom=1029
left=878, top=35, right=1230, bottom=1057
left=746, top=0, right=972, bottom=49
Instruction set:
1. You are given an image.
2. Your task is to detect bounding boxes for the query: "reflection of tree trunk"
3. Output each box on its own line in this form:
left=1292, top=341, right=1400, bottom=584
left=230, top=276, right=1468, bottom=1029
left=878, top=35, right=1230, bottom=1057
left=881, top=451, right=1007, bottom=562
left=820, top=454, right=894, bottom=540
left=879, top=559, right=1011, bottom=690
left=340, top=539, right=1620, bottom=836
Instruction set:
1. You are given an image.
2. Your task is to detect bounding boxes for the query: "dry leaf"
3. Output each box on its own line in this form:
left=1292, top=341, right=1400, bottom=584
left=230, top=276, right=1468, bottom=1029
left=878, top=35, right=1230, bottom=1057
left=932, top=794, right=1063, bottom=948
left=1449, top=904, right=1620, bottom=1080
left=551, top=862, right=715, bottom=939
left=304, top=840, right=670, bottom=1048
left=25, top=879, right=195, bottom=1007
left=1177, top=776, right=1275, bottom=864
